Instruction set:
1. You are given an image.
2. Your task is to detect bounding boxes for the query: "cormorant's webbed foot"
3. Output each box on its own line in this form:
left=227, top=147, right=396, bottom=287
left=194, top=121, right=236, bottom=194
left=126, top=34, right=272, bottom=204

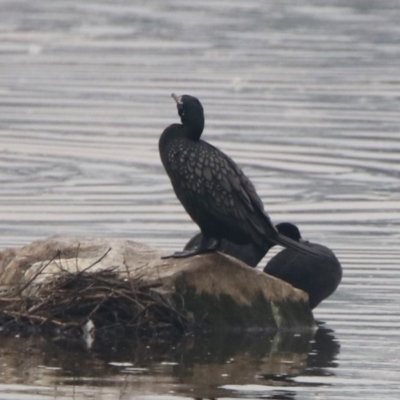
left=162, top=247, right=216, bottom=259
left=161, top=236, right=220, bottom=259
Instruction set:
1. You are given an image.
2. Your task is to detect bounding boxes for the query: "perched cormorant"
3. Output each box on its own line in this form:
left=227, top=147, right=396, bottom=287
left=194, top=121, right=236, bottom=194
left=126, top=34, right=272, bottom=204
left=264, top=223, right=342, bottom=309
left=159, top=93, right=324, bottom=258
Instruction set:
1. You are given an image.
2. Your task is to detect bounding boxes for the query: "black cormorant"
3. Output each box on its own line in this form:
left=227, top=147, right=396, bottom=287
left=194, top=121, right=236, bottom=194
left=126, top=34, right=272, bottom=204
left=264, top=223, right=342, bottom=309
left=159, top=93, right=324, bottom=258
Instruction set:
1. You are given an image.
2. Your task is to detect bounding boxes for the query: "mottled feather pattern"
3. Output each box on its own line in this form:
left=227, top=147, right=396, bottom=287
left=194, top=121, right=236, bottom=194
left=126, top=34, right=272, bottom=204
left=164, top=137, right=267, bottom=245
left=160, top=96, right=329, bottom=258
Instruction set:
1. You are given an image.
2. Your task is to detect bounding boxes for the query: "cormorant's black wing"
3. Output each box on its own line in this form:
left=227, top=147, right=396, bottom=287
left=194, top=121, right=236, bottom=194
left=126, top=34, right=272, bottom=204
left=168, top=139, right=273, bottom=247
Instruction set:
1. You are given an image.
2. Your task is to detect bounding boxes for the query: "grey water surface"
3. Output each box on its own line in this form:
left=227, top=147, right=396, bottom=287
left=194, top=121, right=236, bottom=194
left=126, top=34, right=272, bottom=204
left=0, top=0, right=400, bottom=399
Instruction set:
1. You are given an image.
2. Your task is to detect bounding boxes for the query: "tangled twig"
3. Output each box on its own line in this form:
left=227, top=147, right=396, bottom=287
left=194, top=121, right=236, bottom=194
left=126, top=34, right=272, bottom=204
left=0, top=250, right=191, bottom=337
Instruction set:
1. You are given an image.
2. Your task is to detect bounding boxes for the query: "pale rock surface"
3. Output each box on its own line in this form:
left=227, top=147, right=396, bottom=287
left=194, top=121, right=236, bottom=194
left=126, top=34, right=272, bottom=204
left=0, top=236, right=315, bottom=330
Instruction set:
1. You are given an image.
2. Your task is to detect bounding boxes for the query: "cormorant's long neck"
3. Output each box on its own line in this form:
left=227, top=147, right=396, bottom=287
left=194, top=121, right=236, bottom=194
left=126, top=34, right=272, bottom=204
left=182, top=113, right=204, bottom=141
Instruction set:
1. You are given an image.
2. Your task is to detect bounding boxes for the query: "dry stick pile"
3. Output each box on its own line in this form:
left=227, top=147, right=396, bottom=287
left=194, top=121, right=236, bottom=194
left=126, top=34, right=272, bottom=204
left=0, top=249, right=190, bottom=337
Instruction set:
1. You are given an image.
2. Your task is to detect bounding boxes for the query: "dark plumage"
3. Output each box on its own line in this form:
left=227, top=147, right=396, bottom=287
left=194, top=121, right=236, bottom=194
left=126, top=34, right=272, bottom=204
left=159, top=93, right=324, bottom=258
left=184, top=232, right=265, bottom=267
left=264, top=223, right=342, bottom=309
left=184, top=222, right=296, bottom=267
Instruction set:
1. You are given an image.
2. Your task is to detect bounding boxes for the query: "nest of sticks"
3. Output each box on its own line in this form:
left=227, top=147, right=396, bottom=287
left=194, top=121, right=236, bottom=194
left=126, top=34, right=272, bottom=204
left=0, top=249, right=191, bottom=338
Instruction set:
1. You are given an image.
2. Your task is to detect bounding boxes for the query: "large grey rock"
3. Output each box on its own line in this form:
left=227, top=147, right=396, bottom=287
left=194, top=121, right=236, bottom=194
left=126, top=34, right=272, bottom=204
left=0, top=236, right=315, bottom=331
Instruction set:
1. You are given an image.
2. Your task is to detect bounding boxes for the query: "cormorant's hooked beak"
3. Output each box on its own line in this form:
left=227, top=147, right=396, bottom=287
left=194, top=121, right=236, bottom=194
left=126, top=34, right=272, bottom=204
left=171, top=93, right=182, bottom=104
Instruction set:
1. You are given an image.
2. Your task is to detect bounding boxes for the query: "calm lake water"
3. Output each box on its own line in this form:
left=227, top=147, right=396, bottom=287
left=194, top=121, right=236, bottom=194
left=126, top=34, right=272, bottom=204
left=1, top=0, right=400, bottom=398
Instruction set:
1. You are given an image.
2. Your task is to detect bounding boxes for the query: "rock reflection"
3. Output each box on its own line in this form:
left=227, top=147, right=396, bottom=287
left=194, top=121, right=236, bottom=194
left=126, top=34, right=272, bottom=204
left=0, top=324, right=340, bottom=399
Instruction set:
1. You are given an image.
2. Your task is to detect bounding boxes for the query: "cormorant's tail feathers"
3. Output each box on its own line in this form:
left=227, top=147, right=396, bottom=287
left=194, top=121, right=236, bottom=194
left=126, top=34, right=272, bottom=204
left=272, top=233, right=326, bottom=258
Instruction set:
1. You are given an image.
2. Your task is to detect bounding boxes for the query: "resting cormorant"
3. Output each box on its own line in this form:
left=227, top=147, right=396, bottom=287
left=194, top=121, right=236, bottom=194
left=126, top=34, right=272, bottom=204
left=159, top=93, right=324, bottom=258
left=264, top=223, right=342, bottom=309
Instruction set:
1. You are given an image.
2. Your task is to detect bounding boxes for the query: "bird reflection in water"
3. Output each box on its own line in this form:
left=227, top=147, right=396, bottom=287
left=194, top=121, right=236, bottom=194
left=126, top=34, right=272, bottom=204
left=259, top=321, right=340, bottom=386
